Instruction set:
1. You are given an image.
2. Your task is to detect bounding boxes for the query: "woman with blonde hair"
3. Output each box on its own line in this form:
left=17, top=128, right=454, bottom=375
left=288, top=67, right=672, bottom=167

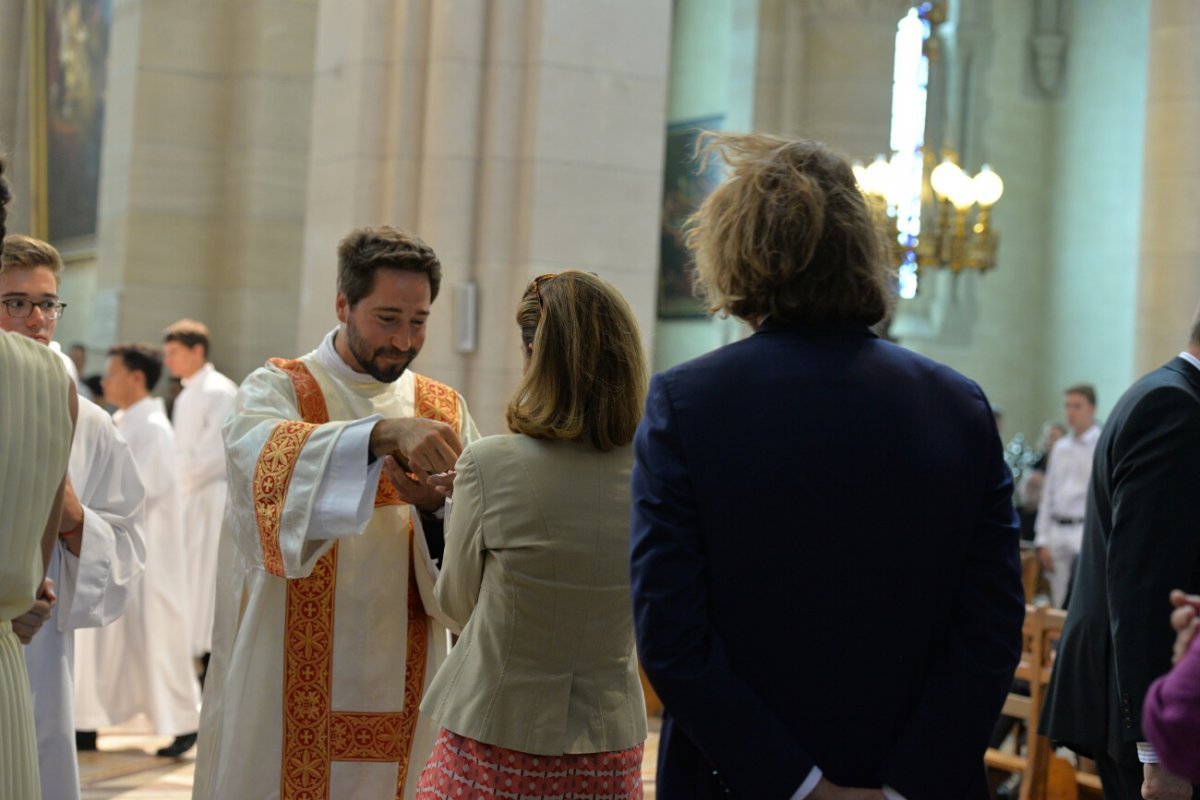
left=415, top=270, right=649, bottom=800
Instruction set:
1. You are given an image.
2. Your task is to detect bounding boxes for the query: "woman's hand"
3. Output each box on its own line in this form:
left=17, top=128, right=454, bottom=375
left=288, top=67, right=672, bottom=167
left=427, top=470, right=457, bottom=499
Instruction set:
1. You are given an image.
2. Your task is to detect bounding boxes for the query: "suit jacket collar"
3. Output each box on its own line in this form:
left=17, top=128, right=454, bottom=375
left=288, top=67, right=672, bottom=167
left=1165, top=356, right=1200, bottom=396
left=755, top=318, right=878, bottom=338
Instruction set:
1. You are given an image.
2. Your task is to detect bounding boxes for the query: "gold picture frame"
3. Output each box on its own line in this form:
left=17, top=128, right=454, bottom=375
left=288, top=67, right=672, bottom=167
left=27, top=0, right=113, bottom=258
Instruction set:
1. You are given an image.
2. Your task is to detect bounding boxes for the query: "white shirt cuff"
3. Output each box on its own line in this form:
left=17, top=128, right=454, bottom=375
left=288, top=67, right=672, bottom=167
left=789, top=766, right=905, bottom=800
left=1137, top=741, right=1160, bottom=764
left=792, top=766, right=823, bottom=799
left=310, top=415, right=385, bottom=540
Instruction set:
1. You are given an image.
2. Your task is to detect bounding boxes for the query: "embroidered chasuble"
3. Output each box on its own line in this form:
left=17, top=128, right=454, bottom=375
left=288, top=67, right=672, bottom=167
left=194, top=334, right=477, bottom=800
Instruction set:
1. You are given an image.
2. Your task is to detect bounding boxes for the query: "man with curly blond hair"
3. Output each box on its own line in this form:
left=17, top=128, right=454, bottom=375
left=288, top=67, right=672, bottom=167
left=630, top=134, right=1024, bottom=800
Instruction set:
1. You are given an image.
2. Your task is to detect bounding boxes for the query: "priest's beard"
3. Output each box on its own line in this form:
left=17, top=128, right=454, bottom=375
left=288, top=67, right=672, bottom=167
left=344, top=318, right=418, bottom=383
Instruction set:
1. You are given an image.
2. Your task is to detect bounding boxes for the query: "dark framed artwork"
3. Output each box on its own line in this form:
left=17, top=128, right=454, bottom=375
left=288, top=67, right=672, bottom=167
left=657, top=115, right=725, bottom=318
left=29, top=0, right=113, bottom=254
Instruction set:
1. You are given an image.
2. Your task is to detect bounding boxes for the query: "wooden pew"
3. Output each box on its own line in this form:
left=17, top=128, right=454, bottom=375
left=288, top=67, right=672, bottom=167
left=985, top=604, right=1100, bottom=800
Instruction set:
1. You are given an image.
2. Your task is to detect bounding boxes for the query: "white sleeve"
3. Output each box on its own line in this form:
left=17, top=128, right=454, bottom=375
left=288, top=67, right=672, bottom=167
left=308, top=415, right=385, bottom=540
left=182, top=389, right=239, bottom=488
left=57, top=403, right=147, bottom=630
left=790, top=767, right=823, bottom=799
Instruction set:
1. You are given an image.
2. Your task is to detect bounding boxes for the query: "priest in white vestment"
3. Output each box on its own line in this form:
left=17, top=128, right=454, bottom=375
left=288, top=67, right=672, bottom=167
left=194, top=227, right=477, bottom=800
left=76, top=344, right=201, bottom=757
left=162, top=319, right=239, bottom=665
left=0, top=234, right=148, bottom=800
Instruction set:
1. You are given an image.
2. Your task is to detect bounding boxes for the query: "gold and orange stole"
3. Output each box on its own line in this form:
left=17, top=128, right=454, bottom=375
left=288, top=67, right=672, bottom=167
left=253, top=358, right=461, bottom=799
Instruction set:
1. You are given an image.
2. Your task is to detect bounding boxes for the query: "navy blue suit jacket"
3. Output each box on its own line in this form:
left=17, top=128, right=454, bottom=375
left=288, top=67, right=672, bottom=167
left=630, top=322, right=1024, bottom=799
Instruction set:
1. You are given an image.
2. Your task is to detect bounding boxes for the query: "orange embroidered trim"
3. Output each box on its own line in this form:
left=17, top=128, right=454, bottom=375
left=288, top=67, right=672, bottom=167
left=281, top=545, right=338, bottom=798
left=373, top=375, right=460, bottom=508
left=375, top=476, right=403, bottom=508
left=279, top=533, right=427, bottom=798
left=270, top=358, right=330, bottom=428
left=414, top=374, right=462, bottom=436
left=253, top=421, right=318, bottom=577
left=330, top=711, right=407, bottom=762
left=272, top=359, right=447, bottom=799
left=393, top=527, right=428, bottom=791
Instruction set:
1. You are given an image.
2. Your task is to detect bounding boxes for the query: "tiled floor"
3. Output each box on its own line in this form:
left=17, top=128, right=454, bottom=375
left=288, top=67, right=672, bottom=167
left=79, top=718, right=660, bottom=799
left=78, top=734, right=195, bottom=800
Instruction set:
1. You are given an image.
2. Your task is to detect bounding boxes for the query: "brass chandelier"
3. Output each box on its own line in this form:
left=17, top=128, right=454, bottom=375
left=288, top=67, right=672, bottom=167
left=854, top=149, right=1004, bottom=275
left=852, top=0, right=1004, bottom=282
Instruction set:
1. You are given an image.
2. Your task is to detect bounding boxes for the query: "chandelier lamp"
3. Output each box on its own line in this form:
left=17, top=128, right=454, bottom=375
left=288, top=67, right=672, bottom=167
left=853, top=150, right=1004, bottom=275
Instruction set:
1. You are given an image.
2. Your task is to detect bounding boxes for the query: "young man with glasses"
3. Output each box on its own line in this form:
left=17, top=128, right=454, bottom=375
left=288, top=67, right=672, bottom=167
left=0, top=234, right=147, bottom=800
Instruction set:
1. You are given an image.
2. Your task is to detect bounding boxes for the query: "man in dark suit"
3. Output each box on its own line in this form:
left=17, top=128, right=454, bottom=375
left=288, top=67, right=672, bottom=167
left=1040, top=311, right=1200, bottom=800
left=629, top=134, right=1025, bottom=800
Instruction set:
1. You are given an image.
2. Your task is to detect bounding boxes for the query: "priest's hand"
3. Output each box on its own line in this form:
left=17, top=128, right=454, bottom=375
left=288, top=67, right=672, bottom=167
left=370, top=418, right=462, bottom=475
left=12, top=578, right=56, bottom=645
left=382, top=455, right=445, bottom=513
left=1142, top=763, right=1192, bottom=800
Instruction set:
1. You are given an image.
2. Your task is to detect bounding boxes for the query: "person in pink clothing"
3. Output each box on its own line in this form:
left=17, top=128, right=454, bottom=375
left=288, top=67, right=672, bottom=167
left=1144, top=590, right=1200, bottom=785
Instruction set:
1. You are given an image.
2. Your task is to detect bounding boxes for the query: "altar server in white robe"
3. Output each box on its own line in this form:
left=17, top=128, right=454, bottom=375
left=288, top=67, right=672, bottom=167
left=194, top=226, right=477, bottom=800
left=0, top=234, right=147, bottom=800
left=76, top=344, right=201, bottom=757
left=162, top=319, right=238, bottom=668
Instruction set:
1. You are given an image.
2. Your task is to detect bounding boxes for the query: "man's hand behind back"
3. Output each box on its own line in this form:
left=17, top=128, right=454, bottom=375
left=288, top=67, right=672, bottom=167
left=13, top=577, right=56, bottom=644
left=1142, top=763, right=1192, bottom=800
left=808, top=778, right=888, bottom=800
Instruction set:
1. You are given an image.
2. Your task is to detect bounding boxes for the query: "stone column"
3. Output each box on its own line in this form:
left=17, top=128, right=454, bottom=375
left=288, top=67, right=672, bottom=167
left=88, top=0, right=318, bottom=380
left=92, top=1, right=233, bottom=353
left=756, top=0, right=912, bottom=158
left=298, top=0, right=673, bottom=432
left=1135, top=0, right=1200, bottom=372
left=0, top=0, right=325, bottom=380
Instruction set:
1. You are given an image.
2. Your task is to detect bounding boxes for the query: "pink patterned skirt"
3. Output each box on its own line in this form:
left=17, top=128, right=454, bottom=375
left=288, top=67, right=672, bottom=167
left=415, top=727, right=644, bottom=800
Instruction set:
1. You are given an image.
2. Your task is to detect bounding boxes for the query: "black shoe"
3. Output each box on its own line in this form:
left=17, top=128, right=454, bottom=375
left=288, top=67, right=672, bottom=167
left=76, top=730, right=97, bottom=752
left=156, top=732, right=197, bottom=758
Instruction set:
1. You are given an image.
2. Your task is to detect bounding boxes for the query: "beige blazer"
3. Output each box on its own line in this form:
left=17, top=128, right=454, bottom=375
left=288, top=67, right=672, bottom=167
left=420, top=434, right=648, bottom=756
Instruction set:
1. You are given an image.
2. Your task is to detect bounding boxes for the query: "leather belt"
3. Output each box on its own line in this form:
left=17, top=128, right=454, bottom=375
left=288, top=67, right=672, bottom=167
left=1051, top=515, right=1085, bottom=526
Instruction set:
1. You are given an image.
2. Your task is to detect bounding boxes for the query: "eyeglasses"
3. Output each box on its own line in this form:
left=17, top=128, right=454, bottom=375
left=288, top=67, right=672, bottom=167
left=1, top=298, right=67, bottom=320
left=529, top=273, right=557, bottom=307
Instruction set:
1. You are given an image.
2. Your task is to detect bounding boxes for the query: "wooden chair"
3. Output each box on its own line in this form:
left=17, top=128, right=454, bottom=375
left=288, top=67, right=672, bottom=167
left=985, top=604, right=1089, bottom=800
left=1020, top=547, right=1042, bottom=603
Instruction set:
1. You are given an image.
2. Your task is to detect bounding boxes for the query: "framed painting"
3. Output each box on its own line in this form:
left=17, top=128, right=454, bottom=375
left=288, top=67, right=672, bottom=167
left=657, top=115, right=724, bottom=318
left=28, top=0, right=113, bottom=255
